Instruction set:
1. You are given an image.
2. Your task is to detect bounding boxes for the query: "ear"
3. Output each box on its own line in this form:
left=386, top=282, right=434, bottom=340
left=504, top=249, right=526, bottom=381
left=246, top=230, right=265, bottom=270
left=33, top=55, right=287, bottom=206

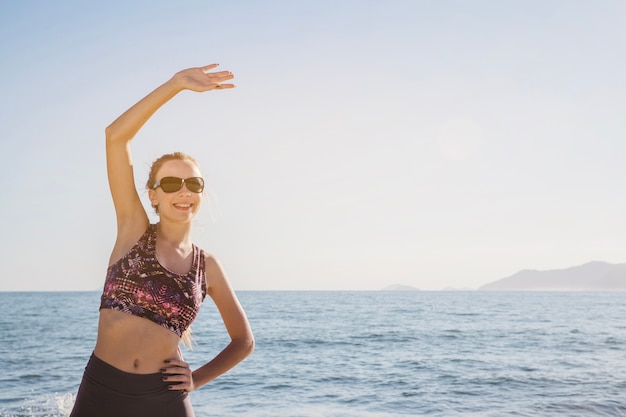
left=148, top=189, right=158, bottom=206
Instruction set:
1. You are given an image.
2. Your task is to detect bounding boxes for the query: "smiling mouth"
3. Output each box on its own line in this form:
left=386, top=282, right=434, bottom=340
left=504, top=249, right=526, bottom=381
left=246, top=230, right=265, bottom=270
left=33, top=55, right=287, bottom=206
left=173, top=203, right=193, bottom=209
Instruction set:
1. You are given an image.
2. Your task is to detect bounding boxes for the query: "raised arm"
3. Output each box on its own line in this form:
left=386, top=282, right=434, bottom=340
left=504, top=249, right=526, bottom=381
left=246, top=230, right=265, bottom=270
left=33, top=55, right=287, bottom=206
left=105, top=65, right=235, bottom=259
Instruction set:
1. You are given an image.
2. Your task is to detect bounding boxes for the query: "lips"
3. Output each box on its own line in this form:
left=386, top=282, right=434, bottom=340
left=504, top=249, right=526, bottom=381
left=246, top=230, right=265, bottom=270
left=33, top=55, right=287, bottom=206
left=173, top=203, right=193, bottom=210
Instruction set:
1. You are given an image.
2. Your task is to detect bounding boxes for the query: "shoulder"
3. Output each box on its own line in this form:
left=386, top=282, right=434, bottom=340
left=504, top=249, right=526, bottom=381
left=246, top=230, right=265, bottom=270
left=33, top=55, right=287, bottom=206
left=203, top=252, right=223, bottom=273
left=202, top=253, right=233, bottom=293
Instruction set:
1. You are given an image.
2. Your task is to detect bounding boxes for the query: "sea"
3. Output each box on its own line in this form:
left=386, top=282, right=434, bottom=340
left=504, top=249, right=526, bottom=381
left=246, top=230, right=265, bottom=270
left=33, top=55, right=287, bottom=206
left=1, top=291, right=626, bottom=417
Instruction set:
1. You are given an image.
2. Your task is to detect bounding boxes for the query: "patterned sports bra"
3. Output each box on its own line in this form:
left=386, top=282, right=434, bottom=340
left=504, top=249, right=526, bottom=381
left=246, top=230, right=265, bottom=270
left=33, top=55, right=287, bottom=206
left=100, top=224, right=207, bottom=337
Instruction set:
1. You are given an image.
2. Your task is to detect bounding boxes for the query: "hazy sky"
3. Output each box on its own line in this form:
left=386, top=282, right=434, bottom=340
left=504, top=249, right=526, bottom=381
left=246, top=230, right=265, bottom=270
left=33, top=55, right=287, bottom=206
left=1, top=1, right=625, bottom=291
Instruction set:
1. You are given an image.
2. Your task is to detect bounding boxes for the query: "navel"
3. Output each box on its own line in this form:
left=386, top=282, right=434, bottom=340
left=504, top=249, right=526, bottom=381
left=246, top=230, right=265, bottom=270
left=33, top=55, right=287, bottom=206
left=133, top=358, right=140, bottom=369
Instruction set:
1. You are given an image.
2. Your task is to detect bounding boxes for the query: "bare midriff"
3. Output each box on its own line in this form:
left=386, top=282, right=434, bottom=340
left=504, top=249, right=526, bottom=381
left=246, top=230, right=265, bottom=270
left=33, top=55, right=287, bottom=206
left=94, top=309, right=182, bottom=374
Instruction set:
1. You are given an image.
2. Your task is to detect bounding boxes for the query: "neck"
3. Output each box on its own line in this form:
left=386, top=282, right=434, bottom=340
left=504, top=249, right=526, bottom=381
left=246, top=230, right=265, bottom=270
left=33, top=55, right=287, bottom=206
left=156, top=221, right=192, bottom=248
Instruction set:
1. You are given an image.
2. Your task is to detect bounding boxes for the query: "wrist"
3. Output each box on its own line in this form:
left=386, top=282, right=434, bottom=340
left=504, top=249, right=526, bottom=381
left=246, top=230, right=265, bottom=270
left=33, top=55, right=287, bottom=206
left=191, top=370, right=201, bottom=391
left=165, top=72, right=187, bottom=94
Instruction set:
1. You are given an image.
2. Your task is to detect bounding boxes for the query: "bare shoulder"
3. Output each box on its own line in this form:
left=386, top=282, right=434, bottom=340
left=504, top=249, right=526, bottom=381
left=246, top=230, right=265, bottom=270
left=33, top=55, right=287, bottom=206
left=204, top=253, right=223, bottom=270
left=203, top=253, right=232, bottom=292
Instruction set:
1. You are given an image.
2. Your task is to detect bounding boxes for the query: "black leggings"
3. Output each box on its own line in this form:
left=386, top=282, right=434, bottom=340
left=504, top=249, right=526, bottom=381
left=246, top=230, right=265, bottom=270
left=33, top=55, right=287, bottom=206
left=69, top=353, right=195, bottom=417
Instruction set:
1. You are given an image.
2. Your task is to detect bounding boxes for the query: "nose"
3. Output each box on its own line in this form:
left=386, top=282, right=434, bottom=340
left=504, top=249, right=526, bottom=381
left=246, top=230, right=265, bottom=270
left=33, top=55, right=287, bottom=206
left=179, top=183, right=192, bottom=194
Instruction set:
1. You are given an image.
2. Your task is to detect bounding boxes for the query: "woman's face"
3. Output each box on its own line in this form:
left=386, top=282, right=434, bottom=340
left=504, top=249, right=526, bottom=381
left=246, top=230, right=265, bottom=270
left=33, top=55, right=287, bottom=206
left=148, top=159, right=203, bottom=223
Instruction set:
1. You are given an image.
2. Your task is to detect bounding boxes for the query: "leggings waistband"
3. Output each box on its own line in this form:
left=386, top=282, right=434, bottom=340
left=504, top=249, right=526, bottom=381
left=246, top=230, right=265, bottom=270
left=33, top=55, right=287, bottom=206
left=85, top=353, right=170, bottom=395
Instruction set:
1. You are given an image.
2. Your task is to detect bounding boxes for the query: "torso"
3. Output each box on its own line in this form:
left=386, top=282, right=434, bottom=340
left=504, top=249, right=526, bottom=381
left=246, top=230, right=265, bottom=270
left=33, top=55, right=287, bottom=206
left=95, top=223, right=207, bottom=373
left=94, top=309, right=182, bottom=373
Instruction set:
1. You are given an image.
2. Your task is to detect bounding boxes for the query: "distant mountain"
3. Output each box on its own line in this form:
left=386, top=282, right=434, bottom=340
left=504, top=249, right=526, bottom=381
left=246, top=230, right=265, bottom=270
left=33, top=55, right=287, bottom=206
left=479, top=261, right=626, bottom=291
left=382, top=284, right=420, bottom=291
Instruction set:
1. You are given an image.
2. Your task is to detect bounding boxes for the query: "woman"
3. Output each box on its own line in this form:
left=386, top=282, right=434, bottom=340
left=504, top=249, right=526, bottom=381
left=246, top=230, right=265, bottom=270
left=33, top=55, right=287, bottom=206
left=70, top=64, right=254, bottom=417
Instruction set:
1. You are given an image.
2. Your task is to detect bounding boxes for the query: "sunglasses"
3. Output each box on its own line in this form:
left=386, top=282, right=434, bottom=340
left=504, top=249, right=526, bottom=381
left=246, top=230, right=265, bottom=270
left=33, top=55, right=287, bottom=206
left=152, top=177, right=205, bottom=193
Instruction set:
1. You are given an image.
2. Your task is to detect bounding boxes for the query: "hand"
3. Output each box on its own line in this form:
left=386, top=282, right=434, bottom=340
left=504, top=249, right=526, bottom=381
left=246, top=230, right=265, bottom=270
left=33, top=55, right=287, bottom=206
left=161, top=358, right=196, bottom=392
left=173, top=64, right=235, bottom=92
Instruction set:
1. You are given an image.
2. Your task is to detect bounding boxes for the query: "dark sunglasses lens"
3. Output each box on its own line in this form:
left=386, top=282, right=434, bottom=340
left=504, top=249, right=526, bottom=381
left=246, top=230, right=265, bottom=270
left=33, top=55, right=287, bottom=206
left=186, top=178, right=204, bottom=193
left=159, top=177, right=184, bottom=193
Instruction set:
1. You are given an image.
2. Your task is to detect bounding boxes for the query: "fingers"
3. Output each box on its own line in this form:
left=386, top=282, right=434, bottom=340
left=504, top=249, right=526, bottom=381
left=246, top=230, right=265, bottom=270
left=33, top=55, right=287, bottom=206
left=199, top=64, right=233, bottom=82
left=201, top=63, right=219, bottom=72
left=211, top=71, right=235, bottom=82
left=161, top=359, right=194, bottom=391
left=163, top=358, right=188, bottom=367
left=213, top=83, right=235, bottom=90
left=198, top=69, right=235, bottom=91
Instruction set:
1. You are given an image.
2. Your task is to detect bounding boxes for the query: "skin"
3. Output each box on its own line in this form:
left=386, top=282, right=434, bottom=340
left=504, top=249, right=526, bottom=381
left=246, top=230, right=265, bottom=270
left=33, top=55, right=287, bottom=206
left=94, top=64, right=254, bottom=393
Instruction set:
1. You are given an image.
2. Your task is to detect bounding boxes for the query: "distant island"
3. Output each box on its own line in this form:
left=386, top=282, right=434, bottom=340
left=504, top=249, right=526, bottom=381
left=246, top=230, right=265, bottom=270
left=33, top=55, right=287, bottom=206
left=382, top=284, right=420, bottom=291
left=479, top=261, right=626, bottom=291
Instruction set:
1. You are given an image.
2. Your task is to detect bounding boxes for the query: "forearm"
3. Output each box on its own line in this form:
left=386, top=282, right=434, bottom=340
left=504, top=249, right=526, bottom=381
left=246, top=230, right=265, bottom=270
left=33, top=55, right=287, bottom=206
left=105, top=75, right=183, bottom=143
left=192, top=336, right=255, bottom=389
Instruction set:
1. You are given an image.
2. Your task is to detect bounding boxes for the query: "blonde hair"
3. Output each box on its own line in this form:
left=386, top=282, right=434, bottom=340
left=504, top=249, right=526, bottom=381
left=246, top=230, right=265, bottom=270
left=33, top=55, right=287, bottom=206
left=181, top=328, right=194, bottom=349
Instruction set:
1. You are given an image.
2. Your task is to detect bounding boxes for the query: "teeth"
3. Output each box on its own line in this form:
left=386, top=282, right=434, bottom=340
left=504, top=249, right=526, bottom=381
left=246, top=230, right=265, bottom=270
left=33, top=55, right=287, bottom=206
left=174, top=204, right=191, bottom=208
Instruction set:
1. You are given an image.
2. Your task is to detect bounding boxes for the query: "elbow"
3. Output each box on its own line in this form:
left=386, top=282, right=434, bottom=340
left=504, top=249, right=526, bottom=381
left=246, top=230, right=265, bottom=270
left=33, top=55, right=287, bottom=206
left=237, top=332, right=255, bottom=358
left=244, top=332, right=255, bottom=356
left=105, top=124, right=119, bottom=144
left=105, top=122, right=129, bottom=145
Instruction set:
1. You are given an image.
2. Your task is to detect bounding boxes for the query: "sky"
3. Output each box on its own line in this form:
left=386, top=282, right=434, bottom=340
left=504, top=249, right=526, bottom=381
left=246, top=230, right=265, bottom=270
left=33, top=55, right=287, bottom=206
left=1, top=0, right=625, bottom=291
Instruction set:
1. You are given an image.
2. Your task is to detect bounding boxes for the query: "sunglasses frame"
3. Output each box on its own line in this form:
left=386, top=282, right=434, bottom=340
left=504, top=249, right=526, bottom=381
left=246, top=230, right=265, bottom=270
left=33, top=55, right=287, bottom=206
left=152, top=176, right=205, bottom=193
